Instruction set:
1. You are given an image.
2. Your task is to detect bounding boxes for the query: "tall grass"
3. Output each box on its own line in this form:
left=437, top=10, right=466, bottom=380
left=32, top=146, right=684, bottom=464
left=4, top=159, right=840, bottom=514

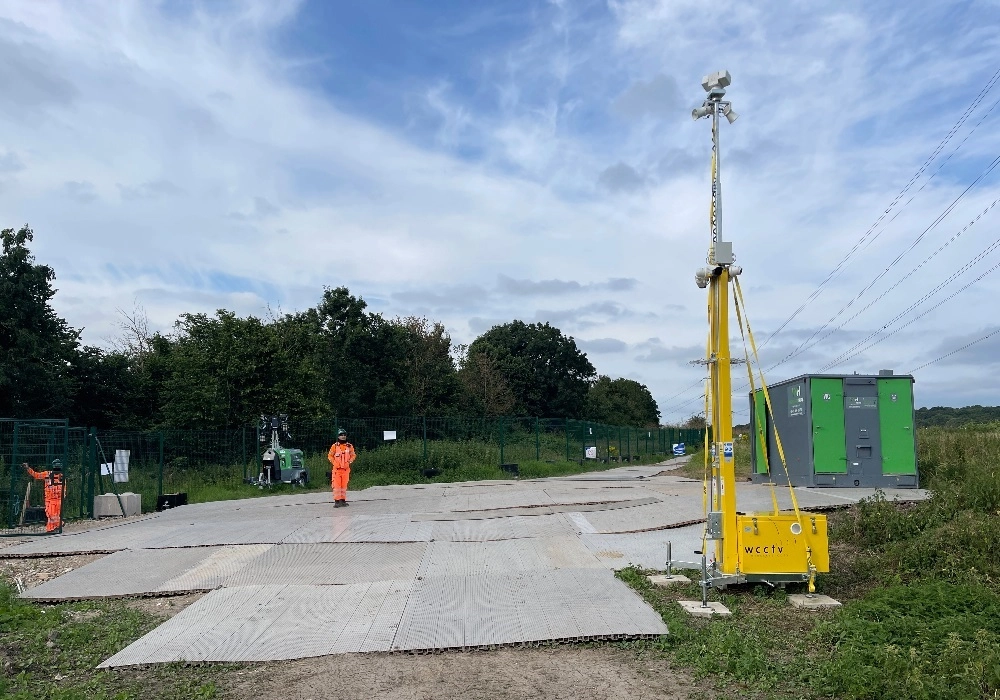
left=834, top=424, right=1000, bottom=587
left=817, top=425, right=1000, bottom=698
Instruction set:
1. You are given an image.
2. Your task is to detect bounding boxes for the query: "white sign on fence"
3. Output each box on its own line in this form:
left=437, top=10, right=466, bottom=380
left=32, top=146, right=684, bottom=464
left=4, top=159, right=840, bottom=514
left=585, top=446, right=597, bottom=459
left=113, top=449, right=130, bottom=483
left=383, top=431, right=397, bottom=441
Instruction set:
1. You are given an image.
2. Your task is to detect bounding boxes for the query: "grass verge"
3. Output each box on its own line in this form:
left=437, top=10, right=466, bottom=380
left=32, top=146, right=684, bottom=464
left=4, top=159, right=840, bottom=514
left=0, top=583, right=225, bottom=699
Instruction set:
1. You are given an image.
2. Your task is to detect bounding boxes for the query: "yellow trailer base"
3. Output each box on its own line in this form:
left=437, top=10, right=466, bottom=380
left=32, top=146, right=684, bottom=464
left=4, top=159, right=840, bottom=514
left=736, top=512, right=829, bottom=575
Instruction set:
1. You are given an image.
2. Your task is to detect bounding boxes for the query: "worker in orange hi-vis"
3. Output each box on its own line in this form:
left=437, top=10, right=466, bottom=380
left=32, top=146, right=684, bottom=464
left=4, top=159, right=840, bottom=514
left=327, top=428, right=356, bottom=508
left=24, top=459, right=66, bottom=532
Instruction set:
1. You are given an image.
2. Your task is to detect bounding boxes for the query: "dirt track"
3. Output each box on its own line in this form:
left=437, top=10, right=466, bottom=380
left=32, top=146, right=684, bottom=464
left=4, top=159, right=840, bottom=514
left=220, top=646, right=698, bottom=700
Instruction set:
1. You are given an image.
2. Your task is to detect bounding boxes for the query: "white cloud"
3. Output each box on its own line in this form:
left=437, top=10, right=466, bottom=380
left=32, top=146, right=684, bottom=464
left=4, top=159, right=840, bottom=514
left=1, top=0, right=999, bottom=422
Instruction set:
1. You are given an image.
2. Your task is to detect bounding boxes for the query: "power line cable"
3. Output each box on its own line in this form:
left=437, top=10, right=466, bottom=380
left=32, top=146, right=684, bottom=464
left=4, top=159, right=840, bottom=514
left=759, top=67, right=1000, bottom=348
left=856, top=95, right=1000, bottom=256
left=773, top=191, right=1000, bottom=367
left=780, top=99, right=1000, bottom=358
left=661, top=378, right=706, bottom=405
left=663, top=70, right=1000, bottom=413
left=821, top=256, right=1000, bottom=370
left=910, top=326, right=1000, bottom=373
left=778, top=154, right=1000, bottom=367
left=701, top=200, right=1000, bottom=408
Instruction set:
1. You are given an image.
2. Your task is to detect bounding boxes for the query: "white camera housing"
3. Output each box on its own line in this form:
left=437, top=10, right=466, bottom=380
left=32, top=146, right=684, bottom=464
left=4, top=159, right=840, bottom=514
left=701, top=70, right=732, bottom=92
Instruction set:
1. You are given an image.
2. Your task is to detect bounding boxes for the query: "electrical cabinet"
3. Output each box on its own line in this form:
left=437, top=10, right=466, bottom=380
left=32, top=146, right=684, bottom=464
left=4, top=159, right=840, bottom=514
left=749, top=372, right=918, bottom=488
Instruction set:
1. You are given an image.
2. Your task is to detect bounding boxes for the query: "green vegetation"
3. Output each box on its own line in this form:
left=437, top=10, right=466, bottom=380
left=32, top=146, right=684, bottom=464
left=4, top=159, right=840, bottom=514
left=158, top=439, right=666, bottom=505
left=0, top=584, right=223, bottom=699
left=1, top=226, right=662, bottom=431
left=915, top=405, right=1000, bottom=428
left=620, top=424, right=1000, bottom=699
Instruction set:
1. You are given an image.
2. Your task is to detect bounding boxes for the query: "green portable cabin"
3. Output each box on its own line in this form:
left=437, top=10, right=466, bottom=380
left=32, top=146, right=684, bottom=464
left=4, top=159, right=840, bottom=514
left=749, top=371, right=918, bottom=488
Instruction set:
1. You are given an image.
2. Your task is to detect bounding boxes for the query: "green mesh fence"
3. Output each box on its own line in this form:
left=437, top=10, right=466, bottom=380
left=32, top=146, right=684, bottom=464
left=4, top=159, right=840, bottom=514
left=1, top=420, right=77, bottom=536
left=2, top=416, right=701, bottom=524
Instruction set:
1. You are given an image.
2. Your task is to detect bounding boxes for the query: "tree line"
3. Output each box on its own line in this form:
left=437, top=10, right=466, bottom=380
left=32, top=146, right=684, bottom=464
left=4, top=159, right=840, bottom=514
left=1, top=225, right=662, bottom=430
left=915, top=405, right=1000, bottom=428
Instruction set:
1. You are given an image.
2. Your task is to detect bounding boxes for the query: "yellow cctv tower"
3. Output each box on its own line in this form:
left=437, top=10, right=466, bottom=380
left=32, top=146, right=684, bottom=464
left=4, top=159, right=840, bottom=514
left=686, top=71, right=829, bottom=593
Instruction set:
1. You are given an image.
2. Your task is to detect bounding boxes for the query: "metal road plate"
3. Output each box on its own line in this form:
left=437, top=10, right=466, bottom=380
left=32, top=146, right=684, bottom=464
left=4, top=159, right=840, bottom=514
left=157, top=544, right=274, bottom=591
left=281, top=514, right=434, bottom=544
left=391, top=569, right=667, bottom=651
left=100, top=581, right=418, bottom=666
left=21, top=547, right=223, bottom=600
left=581, top=500, right=705, bottom=533
left=431, top=513, right=578, bottom=541
left=222, top=542, right=426, bottom=585
left=416, top=537, right=601, bottom=577
left=410, top=497, right=661, bottom=522
left=581, top=525, right=705, bottom=570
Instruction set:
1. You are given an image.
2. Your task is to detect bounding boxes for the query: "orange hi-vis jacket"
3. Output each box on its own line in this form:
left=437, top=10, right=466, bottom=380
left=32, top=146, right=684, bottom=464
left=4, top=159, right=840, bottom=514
left=328, top=441, right=356, bottom=471
left=27, top=468, right=65, bottom=532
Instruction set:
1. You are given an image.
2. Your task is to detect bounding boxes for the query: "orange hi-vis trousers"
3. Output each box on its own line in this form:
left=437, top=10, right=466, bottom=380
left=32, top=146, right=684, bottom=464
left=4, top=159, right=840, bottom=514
left=27, top=469, right=64, bottom=532
left=332, top=466, right=350, bottom=501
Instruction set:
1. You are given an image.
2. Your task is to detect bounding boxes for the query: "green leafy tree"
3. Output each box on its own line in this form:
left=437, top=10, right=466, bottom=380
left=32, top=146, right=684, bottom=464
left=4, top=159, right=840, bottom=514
left=682, top=413, right=707, bottom=429
left=160, top=310, right=329, bottom=429
left=287, top=287, right=407, bottom=417
left=915, top=405, right=1000, bottom=428
left=393, top=317, right=461, bottom=415
left=456, top=344, right=516, bottom=417
left=0, top=225, right=81, bottom=417
left=585, top=376, right=660, bottom=427
left=466, top=321, right=596, bottom=417
left=67, top=347, right=133, bottom=428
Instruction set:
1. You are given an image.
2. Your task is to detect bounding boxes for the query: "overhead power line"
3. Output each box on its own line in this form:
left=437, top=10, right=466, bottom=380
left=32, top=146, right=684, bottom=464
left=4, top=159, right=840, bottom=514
left=776, top=189, right=1000, bottom=367
left=664, top=69, right=1000, bottom=414
left=910, top=326, right=1000, bottom=373
left=760, top=66, right=1000, bottom=349
left=779, top=154, right=1000, bottom=366
left=821, top=256, right=1000, bottom=370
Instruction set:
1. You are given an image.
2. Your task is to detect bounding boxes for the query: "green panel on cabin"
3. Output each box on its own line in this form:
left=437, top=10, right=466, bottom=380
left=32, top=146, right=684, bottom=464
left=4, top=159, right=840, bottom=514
left=811, top=378, right=847, bottom=474
left=878, top=378, right=917, bottom=475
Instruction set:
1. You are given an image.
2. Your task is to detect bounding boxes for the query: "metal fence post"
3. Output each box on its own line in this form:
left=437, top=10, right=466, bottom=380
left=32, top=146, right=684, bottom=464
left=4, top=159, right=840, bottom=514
left=241, top=427, right=247, bottom=483
left=158, top=431, right=165, bottom=498
left=565, top=419, right=570, bottom=462
left=535, top=417, right=540, bottom=461
left=499, top=416, right=505, bottom=466
left=423, top=416, right=427, bottom=461
left=87, top=428, right=98, bottom=519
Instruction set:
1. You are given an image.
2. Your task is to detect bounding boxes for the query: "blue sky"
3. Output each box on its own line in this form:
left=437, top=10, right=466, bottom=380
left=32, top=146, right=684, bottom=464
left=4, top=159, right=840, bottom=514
left=2, top=0, right=1000, bottom=422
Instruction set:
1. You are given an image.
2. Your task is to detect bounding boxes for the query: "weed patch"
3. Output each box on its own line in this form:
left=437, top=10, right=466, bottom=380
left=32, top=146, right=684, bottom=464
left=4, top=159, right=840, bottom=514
left=0, top=582, right=225, bottom=699
left=811, top=581, right=1000, bottom=699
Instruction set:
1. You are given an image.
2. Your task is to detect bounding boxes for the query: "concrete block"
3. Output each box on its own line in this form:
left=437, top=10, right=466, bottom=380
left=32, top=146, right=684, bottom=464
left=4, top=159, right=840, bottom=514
left=648, top=574, right=692, bottom=587
left=94, top=493, right=141, bottom=518
left=788, top=594, right=841, bottom=609
left=678, top=600, right=731, bottom=617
